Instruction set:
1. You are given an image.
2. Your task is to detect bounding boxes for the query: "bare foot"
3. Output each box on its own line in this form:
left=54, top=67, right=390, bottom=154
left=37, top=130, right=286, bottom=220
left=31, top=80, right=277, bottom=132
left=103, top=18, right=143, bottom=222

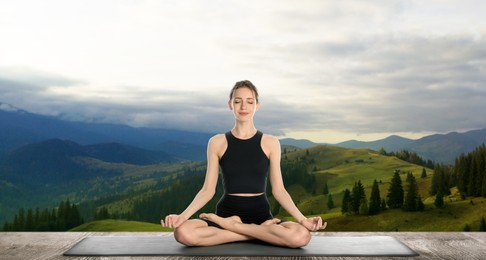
left=199, top=213, right=243, bottom=230
left=261, top=218, right=281, bottom=226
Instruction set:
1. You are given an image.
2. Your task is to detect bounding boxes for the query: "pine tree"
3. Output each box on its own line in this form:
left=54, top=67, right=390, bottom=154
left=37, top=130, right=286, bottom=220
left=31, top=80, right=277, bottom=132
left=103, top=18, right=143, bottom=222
left=25, top=209, right=35, bottom=230
left=434, top=189, right=445, bottom=208
left=431, top=164, right=441, bottom=195
left=421, top=168, right=427, bottom=178
left=379, top=147, right=387, bottom=155
left=359, top=198, right=369, bottom=215
left=464, top=224, right=471, bottom=232
left=368, top=179, right=381, bottom=215
left=480, top=217, right=486, bottom=232
left=341, top=189, right=352, bottom=215
left=417, top=195, right=425, bottom=211
left=95, top=207, right=111, bottom=220
left=381, top=198, right=387, bottom=210
left=327, top=194, right=335, bottom=209
left=323, top=182, right=329, bottom=195
left=351, top=181, right=366, bottom=214
left=17, top=208, right=26, bottom=231
left=68, top=203, right=83, bottom=229
left=482, top=168, right=486, bottom=197
left=387, top=170, right=404, bottom=209
left=403, top=173, right=419, bottom=211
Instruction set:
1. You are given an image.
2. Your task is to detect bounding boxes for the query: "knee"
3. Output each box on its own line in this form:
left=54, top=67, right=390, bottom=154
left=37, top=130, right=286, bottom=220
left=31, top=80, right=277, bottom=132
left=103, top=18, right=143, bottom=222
left=287, top=227, right=311, bottom=248
left=174, top=224, right=199, bottom=246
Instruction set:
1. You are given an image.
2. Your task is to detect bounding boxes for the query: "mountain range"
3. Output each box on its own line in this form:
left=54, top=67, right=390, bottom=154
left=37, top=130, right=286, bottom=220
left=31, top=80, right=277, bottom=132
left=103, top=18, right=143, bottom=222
left=0, top=102, right=212, bottom=162
left=1, top=101, right=485, bottom=165
left=335, top=129, right=486, bottom=164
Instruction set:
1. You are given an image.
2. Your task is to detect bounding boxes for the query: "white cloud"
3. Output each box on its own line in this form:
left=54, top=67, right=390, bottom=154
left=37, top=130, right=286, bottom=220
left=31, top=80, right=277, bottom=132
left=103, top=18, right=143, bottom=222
left=1, top=0, right=486, bottom=142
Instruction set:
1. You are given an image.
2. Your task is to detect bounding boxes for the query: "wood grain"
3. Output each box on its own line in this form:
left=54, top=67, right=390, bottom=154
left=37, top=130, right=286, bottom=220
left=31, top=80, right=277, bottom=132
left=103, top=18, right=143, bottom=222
left=1, top=232, right=485, bottom=260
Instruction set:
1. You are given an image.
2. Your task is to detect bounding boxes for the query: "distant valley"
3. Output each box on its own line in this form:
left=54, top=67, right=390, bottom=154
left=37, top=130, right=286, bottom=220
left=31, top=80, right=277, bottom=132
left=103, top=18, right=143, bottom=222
left=2, top=101, right=485, bottom=164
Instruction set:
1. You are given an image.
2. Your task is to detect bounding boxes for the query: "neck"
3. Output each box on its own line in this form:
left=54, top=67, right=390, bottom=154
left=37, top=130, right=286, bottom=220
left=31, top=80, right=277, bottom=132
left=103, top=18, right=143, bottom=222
left=232, top=122, right=257, bottom=139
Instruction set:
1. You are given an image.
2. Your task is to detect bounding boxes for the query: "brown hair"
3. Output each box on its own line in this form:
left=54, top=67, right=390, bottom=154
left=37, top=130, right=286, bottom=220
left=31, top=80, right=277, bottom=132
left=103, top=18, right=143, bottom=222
left=229, top=80, right=259, bottom=103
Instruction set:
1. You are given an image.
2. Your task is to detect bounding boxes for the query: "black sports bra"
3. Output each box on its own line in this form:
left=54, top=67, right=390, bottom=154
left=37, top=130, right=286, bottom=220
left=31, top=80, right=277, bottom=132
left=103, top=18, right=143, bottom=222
left=219, top=131, right=270, bottom=194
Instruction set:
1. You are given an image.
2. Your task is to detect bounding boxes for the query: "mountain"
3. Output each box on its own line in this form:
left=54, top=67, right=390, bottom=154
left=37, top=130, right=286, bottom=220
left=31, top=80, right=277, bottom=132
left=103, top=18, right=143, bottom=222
left=0, top=102, right=212, bottom=161
left=84, top=142, right=179, bottom=165
left=407, top=129, right=486, bottom=164
left=2, top=101, right=485, bottom=164
left=337, top=129, right=486, bottom=164
left=337, top=135, right=414, bottom=152
left=280, top=138, right=321, bottom=148
left=1, top=138, right=183, bottom=184
left=2, top=139, right=116, bottom=185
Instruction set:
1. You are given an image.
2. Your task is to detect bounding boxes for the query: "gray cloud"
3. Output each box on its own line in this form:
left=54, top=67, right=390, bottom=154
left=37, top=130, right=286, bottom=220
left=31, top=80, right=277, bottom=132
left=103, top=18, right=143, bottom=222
left=2, top=1, right=486, bottom=141
left=3, top=31, right=486, bottom=141
left=233, top=33, right=486, bottom=135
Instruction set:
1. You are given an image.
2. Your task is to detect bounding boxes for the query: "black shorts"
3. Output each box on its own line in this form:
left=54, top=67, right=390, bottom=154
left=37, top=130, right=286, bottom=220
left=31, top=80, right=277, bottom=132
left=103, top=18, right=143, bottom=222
left=202, top=193, right=280, bottom=228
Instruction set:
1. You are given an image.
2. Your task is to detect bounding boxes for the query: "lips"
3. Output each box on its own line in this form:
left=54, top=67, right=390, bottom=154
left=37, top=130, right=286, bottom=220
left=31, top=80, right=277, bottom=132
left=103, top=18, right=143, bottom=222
left=239, top=112, right=249, bottom=116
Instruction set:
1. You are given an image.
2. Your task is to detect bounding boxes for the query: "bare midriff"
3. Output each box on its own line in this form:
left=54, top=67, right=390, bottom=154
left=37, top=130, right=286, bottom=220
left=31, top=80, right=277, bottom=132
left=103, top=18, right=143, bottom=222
left=227, top=192, right=264, bottom=197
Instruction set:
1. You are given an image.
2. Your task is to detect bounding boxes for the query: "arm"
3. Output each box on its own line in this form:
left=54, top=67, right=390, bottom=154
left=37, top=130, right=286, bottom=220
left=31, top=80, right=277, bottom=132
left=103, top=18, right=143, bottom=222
left=266, top=136, right=306, bottom=223
left=162, top=135, right=222, bottom=228
left=266, top=136, right=324, bottom=231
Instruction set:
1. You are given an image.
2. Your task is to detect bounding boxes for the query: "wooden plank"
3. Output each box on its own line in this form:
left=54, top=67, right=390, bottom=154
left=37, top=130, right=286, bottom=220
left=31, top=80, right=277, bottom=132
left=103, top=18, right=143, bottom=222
left=0, top=232, right=485, bottom=260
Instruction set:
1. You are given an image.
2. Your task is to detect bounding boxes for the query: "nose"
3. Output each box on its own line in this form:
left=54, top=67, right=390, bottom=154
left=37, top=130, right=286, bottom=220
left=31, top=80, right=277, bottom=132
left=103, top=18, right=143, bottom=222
left=241, top=101, right=247, bottom=109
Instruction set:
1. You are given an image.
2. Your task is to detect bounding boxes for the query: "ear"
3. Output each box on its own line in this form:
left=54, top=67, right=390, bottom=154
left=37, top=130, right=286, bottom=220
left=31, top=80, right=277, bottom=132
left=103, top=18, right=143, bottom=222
left=228, top=100, right=233, bottom=110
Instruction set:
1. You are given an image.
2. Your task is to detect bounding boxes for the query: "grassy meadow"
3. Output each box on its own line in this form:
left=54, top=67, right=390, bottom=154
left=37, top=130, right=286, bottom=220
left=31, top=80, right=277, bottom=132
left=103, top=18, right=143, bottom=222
left=71, top=145, right=485, bottom=232
left=70, top=219, right=172, bottom=232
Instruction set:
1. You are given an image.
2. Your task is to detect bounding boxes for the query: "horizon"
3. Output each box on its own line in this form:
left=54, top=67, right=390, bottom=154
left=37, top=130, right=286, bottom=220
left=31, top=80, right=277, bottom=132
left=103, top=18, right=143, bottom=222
left=1, top=1, right=486, bottom=143
left=2, top=100, right=481, bottom=145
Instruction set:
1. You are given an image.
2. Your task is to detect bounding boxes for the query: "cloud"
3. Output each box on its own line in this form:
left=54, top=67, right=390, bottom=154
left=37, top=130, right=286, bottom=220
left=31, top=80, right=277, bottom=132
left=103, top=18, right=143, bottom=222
left=1, top=1, right=486, bottom=142
left=304, top=34, right=486, bottom=133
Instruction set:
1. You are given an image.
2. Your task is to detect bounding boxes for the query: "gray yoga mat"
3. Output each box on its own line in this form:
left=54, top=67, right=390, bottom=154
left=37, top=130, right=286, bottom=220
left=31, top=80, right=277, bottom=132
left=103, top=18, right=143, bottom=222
left=64, top=235, right=418, bottom=257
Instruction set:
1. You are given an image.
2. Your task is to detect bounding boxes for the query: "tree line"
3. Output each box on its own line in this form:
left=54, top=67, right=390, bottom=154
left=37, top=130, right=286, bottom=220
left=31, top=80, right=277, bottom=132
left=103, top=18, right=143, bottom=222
left=341, top=169, right=425, bottom=216
left=3, top=200, right=83, bottom=231
left=454, top=144, right=486, bottom=197
left=379, top=148, right=435, bottom=169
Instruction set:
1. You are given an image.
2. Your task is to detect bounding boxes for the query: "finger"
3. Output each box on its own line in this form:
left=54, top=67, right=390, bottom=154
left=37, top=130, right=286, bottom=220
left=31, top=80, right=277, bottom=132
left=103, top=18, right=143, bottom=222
left=321, top=221, right=328, bottom=230
left=166, top=216, right=174, bottom=228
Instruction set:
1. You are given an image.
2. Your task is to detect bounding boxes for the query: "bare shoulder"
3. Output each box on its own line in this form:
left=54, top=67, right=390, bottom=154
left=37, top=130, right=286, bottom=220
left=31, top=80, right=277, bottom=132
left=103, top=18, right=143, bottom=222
left=261, top=133, right=281, bottom=156
left=208, top=133, right=227, bottom=157
left=262, top=133, right=280, bottom=145
left=209, top=133, right=226, bottom=144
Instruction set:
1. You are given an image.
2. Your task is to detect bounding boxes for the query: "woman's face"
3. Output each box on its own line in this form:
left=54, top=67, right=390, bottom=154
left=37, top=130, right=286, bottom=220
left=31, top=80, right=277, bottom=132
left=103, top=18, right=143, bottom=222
left=229, top=87, right=259, bottom=122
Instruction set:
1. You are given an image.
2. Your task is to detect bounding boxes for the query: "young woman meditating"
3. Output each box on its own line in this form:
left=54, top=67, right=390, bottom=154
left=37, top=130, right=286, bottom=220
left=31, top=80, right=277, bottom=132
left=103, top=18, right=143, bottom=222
left=161, top=80, right=326, bottom=248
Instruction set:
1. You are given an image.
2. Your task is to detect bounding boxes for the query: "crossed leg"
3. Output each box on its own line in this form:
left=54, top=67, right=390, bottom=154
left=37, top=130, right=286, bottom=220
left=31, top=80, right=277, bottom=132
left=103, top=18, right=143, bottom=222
left=174, top=218, right=252, bottom=246
left=175, top=214, right=311, bottom=248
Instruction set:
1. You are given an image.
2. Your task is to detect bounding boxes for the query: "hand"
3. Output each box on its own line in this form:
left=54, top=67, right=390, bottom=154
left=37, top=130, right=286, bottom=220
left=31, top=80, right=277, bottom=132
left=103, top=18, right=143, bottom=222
left=299, top=216, right=327, bottom=231
left=161, top=214, right=187, bottom=228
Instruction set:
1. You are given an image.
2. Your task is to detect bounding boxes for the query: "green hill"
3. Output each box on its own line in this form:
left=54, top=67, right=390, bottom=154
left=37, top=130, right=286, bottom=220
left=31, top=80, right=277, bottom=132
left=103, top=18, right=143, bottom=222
left=277, top=145, right=433, bottom=216
left=69, top=219, right=172, bottom=232
left=320, top=189, right=486, bottom=231
left=69, top=145, right=484, bottom=232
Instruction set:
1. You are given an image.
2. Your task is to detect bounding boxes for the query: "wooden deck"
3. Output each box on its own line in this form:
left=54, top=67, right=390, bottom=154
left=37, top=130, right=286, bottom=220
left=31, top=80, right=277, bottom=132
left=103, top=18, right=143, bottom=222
left=1, top=232, right=485, bottom=259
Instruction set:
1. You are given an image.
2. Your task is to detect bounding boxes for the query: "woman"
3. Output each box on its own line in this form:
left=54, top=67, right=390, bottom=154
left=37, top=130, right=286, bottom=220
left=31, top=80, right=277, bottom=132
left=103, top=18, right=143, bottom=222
left=161, top=80, right=326, bottom=248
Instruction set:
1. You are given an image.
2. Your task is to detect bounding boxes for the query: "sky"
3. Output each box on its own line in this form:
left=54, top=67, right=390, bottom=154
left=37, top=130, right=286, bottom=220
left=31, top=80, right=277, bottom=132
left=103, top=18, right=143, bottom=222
left=1, top=0, right=486, bottom=143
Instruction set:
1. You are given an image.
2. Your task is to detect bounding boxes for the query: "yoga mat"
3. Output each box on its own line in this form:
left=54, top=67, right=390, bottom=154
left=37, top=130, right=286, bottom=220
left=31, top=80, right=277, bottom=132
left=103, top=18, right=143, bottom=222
left=64, top=235, right=418, bottom=257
